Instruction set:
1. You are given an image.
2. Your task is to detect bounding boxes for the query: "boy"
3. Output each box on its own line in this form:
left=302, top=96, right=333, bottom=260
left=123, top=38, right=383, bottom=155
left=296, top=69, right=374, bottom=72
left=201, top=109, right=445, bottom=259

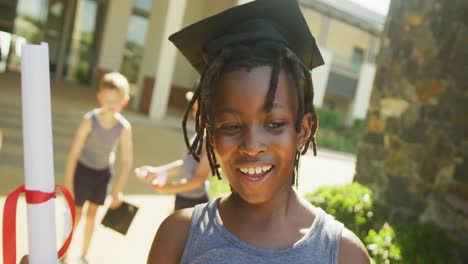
left=147, top=0, right=369, bottom=263
left=64, top=72, right=133, bottom=263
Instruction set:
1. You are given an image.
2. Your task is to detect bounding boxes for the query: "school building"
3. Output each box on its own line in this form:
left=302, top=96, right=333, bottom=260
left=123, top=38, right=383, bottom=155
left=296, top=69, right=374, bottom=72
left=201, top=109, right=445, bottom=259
left=0, top=0, right=385, bottom=125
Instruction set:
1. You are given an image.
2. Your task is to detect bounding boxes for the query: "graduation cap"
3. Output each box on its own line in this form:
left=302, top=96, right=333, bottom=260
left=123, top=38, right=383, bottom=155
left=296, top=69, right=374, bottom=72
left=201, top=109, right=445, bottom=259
left=169, top=0, right=323, bottom=74
left=101, top=201, right=139, bottom=235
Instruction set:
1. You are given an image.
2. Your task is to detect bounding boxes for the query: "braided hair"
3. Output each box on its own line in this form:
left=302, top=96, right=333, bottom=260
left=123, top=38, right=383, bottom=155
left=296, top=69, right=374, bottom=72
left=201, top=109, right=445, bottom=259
left=182, top=42, right=319, bottom=186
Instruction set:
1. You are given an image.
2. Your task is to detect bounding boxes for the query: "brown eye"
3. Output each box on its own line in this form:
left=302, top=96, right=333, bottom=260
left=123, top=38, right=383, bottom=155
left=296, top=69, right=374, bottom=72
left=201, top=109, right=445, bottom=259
left=220, top=123, right=241, bottom=131
left=266, top=122, right=286, bottom=129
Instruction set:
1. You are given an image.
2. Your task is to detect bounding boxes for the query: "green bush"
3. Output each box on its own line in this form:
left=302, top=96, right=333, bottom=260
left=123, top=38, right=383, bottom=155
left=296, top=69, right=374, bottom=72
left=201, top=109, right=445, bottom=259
left=75, top=61, right=90, bottom=84
left=316, top=107, right=342, bottom=130
left=305, top=183, right=462, bottom=263
left=314, top=108, right=365, bottom=153
left=365, top=221, right=461, bottom=264
left=352, top=118, right=366, bottom=130
left=305, top=183, right=374, bottom=240
left=316, top=130, right=357, bottom=153
left=393, top=222, right=460, bottom=264
left=208, top=173, right=231, bottom=198
left=365, top=223, right=402, bottom=264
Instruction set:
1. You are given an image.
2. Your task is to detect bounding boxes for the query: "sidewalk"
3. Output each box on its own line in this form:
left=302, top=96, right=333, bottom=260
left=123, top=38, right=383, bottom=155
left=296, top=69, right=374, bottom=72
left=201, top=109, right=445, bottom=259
left=0, top=195, right=173, bottom=264
left=0, top=71, right=356, bottom=263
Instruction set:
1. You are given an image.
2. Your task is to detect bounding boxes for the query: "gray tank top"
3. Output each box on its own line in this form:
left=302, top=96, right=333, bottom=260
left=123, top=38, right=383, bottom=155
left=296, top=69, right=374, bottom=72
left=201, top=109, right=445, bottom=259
left=176, top=135, right=209, bottom=199
left=79, top=111, right=127, bottom=169
left=181, top=199, right=344, bottom=264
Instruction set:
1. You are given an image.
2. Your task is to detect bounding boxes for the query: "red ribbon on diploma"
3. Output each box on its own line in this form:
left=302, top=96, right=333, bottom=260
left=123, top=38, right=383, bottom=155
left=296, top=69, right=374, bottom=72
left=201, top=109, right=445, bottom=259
left=2, top=184, right=76, bottom=264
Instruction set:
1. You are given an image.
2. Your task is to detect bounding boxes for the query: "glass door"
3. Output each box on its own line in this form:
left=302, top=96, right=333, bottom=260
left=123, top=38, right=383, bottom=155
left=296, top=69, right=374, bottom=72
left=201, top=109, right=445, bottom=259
left=43, top=0, right=70, bottom=76
left=64, top=0, right=106, bottom=84
left=7, top=0, right=49, bottom=71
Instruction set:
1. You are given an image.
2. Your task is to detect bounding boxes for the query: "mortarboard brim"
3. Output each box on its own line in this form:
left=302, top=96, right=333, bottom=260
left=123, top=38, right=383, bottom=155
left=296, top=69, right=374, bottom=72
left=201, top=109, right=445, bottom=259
left=169, top=0, right=324, bottom=75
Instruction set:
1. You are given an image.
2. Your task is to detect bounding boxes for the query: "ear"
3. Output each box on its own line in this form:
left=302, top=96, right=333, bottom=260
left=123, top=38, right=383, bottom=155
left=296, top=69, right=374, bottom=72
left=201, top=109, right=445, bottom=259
left=296, top=113, right=314, bottom=151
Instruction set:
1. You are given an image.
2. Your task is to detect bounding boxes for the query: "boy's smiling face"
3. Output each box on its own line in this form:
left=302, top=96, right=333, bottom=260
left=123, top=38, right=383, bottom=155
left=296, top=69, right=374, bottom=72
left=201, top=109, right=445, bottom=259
left=212, top=66, right=312, bottom=204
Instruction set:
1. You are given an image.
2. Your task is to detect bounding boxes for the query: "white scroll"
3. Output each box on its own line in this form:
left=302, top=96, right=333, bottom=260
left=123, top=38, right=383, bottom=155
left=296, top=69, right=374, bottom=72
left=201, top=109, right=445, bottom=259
left=21, top=43, right=58, bottom=263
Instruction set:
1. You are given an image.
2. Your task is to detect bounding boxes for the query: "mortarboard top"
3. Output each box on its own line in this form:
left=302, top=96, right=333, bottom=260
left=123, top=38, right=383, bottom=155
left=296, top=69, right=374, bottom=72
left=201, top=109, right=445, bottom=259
left=169, top=0, right=324, bottom=75
left=101, top=201, right=139, bottom=235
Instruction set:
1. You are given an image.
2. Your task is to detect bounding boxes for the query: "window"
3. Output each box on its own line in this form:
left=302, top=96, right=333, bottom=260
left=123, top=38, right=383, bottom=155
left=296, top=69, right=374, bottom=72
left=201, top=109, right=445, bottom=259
left=351, top=47, right=364, bottom=73
left=120, top=0, right=151, bottom=86
left=7, top=0, right=49, bottom=71
left=133, top=0, right=152, bottom=12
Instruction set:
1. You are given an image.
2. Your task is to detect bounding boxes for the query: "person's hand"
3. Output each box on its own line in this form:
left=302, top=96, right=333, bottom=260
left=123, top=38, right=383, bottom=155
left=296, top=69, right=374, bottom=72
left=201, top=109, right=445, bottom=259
left=109, top=193, right=123, bottom=209
left=20, top=255, right=28, bottom=264
left=135, top=166, right=169, bottom=189
left=135, top=166, right=160, bottom=185
left=152, top=185, right=166, bottom=193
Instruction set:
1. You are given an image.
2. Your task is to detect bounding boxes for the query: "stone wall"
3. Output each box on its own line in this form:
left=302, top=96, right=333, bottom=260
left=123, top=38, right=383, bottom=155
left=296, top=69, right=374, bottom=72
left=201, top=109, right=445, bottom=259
left=354, top=0, right=468, bottom=245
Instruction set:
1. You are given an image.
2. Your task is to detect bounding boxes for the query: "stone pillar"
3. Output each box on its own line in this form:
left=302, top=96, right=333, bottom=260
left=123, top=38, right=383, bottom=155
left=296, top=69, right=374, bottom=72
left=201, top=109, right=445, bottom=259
left=148, top=0, right=187, bottom=119
left=97, top=0, right=132, bottom=73
left=355, top=0, right=468, bottom=246
left=132, top=0, right=170, bottom=112
left=348, top=63, right=376, bottom=123
left=312, top=47, right=332, bottom=107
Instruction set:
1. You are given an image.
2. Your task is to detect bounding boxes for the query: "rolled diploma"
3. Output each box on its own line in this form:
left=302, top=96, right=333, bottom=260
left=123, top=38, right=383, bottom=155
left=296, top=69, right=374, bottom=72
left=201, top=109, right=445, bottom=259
left=21, top=43, right=58, bottom=263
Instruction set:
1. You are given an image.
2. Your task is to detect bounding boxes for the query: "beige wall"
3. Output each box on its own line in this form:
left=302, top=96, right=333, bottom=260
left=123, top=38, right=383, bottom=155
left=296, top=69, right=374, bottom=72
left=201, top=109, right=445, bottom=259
left=172, top=0, right=237, bottom=89
left=203, top=0, right=237, bottom=16
left=327, top=19, right=372, bottom=60
left=301, top=6, right=381, bottom=63
left=301, top=7, right=323, bottom=37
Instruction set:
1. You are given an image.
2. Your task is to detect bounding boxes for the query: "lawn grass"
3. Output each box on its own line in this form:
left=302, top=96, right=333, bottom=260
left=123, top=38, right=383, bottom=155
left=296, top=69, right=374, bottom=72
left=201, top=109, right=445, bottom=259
left=208, top=174, right=231, bottom=198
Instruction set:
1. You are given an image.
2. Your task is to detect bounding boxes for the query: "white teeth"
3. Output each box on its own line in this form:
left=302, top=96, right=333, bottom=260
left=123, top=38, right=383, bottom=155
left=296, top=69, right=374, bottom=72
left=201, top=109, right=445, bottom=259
left=240, top=166, right=272, bottom=175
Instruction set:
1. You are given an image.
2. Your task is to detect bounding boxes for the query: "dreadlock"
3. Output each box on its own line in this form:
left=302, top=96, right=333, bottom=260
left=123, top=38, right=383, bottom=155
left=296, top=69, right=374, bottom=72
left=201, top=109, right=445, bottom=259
left=181, top=42, right=319, bottom=186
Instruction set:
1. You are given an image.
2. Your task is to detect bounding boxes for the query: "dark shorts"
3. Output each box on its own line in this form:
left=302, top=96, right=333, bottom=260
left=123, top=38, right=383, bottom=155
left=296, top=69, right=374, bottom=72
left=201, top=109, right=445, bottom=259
left=174, top=193, right=210, bottom=211
left=74, top=162, right=111, bottom=207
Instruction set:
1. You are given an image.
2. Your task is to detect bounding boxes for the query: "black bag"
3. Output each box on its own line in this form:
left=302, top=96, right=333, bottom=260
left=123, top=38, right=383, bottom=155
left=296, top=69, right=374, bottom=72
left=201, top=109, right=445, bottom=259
left=101, top=201, right=139, bottom=235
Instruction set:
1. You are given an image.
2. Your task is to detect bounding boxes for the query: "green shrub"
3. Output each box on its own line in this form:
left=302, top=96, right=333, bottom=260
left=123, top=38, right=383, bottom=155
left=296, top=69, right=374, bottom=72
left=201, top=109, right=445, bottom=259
left=75, top=61, right=90, bottom=84
left=393, top=222, right=460, bottom=264
left=365, top=223, right=402, bottom=264
left=316, top=130, right=357, bottom=153
left=305, top=183, right=462, bottom=263
left=365, top=221, right=461, bottom=264
left=314, top=110, right=365, bottom=153
left=353, top=118, right=365, bottom=130
left=305, top=183, right=374, bottom=240
left=208, top=173, right=231, bottom=198
left=316, top=107, right=342, bottom=130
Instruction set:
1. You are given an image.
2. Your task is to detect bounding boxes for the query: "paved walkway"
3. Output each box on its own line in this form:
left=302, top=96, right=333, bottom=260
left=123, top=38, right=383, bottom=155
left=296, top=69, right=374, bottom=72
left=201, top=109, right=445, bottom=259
left=0, top=71, right=356, bottom=263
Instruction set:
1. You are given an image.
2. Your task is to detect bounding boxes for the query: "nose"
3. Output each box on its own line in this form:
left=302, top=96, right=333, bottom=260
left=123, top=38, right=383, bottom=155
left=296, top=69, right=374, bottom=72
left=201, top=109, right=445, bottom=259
left=239, top=126, right=266, bottom=157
